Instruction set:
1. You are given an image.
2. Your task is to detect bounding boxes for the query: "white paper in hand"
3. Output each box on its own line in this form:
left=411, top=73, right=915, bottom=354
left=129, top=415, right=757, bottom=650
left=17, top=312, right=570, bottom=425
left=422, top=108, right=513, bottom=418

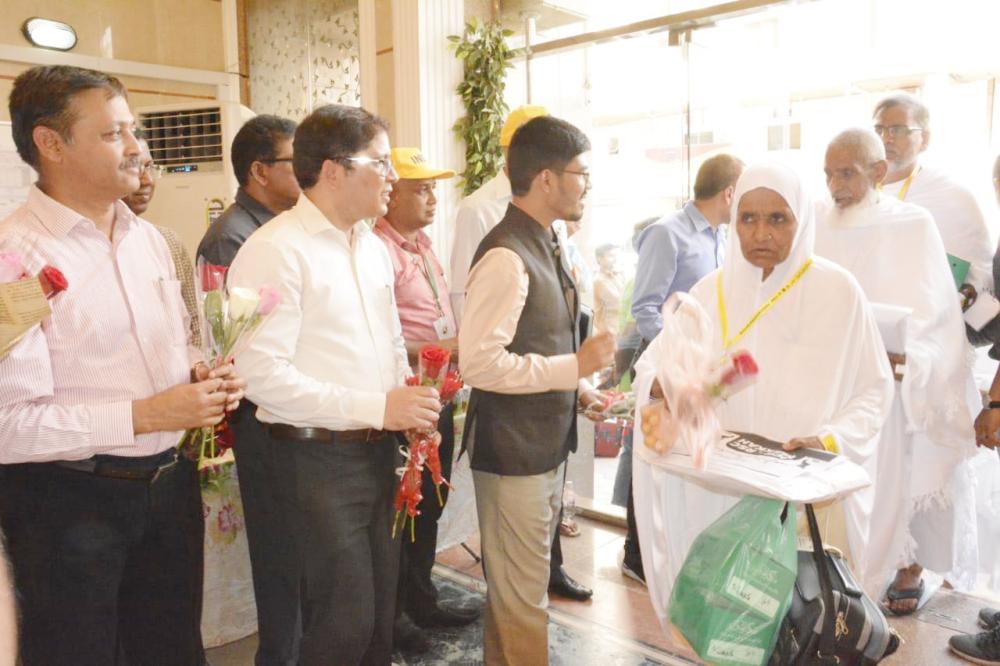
left=870, top=302, right=911, bottom=356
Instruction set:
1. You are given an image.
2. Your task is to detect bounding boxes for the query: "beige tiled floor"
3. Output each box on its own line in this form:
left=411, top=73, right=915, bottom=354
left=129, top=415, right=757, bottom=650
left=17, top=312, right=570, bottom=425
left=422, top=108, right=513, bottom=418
left=209, top=516, right=991, bottom=665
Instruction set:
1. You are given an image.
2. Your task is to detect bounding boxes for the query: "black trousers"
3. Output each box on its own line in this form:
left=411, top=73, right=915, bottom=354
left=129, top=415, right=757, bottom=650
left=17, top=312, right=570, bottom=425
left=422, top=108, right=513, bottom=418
left=398, top=405, right=455, bottom=617
left=231, top=403, right=302, bottom=666
left=0, top=455, right=205, bottom=666
left=269, top=430, right=401, bottom=666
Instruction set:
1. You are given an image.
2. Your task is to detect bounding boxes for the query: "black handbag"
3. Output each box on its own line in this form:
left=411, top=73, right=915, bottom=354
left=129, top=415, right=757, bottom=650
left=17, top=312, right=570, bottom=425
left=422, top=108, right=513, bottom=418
left=768, top=504, right=899, bottom=665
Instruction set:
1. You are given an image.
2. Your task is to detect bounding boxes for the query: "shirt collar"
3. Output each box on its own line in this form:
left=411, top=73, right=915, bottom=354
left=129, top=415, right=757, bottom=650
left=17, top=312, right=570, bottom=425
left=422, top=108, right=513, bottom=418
left=235, top=188, right=276, bottom=227
left=683, top=200, right=712, bottom=232
left=294, top=192, right=371, bottom=241
left=374, top=217, right=431, bottom=253
left=27, top=185, right=138, bottom=239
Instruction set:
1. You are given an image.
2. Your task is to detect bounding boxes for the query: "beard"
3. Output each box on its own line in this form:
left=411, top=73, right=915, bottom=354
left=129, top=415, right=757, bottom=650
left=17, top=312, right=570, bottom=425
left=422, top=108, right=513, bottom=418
left=827, top=189, right=879, bottom=228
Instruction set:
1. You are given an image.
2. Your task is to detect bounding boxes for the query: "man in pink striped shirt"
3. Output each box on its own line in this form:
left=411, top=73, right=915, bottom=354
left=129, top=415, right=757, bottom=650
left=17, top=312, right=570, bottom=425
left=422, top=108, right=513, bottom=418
left=0, top=65, right=244, bottom=666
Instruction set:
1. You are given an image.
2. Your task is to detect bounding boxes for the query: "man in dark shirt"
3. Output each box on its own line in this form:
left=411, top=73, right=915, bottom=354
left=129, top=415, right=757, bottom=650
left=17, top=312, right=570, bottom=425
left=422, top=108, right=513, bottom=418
left=198, top=114, right=299, bottom=266
left=197, top=114, right=301, bottom=666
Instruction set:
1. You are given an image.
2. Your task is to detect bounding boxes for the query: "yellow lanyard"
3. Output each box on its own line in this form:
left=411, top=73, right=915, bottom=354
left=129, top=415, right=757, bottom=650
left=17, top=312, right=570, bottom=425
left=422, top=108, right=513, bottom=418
left=716, top=258, right=814, bottom=350
left=877, top=164, right=921, bottom=201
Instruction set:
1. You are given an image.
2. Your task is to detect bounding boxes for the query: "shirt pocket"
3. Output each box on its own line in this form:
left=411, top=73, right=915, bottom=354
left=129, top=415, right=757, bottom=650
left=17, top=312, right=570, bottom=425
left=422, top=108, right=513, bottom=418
left=156, top=279, right=191, bottom=346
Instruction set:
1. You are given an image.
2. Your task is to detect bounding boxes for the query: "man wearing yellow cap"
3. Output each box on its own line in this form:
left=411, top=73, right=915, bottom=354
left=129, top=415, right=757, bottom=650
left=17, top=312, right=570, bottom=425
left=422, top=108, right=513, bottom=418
left=374, top=148, right=480, bottom=653
left=449, top=105, right=547, bottom=324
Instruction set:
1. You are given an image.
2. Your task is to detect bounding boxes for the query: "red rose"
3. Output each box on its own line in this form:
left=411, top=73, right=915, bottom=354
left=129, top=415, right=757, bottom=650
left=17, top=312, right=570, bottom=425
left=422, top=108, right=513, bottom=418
left=199, top=262, right=228, bottom=292
left=439, top=370, right=464, bottom=403
left=405, top=375, right=420, bottom=387
left=38, top=265, right=68, bottom=298
left=731, top=350, right=758, bottom=377
left=419, top=345, right=451, bottom=382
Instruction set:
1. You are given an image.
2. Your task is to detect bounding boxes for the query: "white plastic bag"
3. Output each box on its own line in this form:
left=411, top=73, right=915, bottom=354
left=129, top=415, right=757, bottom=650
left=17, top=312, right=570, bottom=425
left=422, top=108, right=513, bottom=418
left=640, top=293, right=721, bottom=468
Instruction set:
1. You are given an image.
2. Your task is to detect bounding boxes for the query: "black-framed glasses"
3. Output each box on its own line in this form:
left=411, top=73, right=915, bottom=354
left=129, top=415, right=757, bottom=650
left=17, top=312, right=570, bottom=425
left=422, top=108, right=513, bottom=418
left=559, top=168, right=591, bottom=186
left=336, top=155, right=395, bottom=177
left=873, top=124, right=923, bottom=138
left=261, top=157, right=294, bottom=164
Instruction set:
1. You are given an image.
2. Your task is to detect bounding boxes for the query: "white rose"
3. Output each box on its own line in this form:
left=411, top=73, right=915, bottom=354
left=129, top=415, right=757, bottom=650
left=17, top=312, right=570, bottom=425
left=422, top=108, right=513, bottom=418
left=228, top=287, right=260, bottom=321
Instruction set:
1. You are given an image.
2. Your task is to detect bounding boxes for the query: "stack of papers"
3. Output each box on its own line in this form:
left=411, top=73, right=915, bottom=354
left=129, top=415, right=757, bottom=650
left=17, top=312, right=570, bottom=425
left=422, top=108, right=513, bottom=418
left=638, top=431, right=871, bottom=503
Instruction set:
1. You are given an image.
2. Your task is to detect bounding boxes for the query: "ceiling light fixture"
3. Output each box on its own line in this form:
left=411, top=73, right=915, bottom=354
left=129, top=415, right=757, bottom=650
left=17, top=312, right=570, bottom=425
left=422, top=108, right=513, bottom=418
left=21, top=17, right=78, bottom=52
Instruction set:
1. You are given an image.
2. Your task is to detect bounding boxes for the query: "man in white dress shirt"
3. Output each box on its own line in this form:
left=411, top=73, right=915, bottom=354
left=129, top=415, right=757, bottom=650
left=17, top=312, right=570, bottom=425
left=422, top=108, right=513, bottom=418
left=230, top=104, right=441, bottom=666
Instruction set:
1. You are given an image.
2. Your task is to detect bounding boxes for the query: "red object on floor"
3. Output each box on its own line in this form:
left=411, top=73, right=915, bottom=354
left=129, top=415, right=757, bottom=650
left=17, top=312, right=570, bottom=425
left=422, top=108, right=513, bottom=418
left=595, top=420, right=626, bottom=457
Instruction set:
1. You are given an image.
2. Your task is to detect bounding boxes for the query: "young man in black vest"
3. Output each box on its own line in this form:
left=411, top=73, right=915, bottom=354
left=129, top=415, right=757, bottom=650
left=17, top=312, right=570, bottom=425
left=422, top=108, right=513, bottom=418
left=459, top=116, right=615, bottom=665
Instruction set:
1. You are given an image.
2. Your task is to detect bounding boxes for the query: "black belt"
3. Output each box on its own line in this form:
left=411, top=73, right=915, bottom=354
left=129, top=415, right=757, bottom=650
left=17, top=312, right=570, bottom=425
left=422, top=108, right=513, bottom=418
left=54, top=449, right=180, bottom=483
left=265, top=423, right=389, bottom=444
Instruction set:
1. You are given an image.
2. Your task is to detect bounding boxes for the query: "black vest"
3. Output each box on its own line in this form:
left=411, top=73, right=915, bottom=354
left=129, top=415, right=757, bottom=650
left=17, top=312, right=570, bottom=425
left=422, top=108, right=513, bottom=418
left=463, top=204, right=580, bottom=476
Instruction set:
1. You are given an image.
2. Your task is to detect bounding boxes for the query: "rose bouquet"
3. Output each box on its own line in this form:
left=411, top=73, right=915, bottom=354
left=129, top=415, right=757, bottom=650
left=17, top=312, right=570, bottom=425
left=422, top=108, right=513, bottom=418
left=1, top=252, right=68, bottom=358
left=392, top=345, right=464, bottom=541
left=180, top=260, right=281, bottom=478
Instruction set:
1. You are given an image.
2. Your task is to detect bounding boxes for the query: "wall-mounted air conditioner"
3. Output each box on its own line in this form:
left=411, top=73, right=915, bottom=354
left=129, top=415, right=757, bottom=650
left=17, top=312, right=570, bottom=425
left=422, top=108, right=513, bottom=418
left=137, top=101, right=255, bottom=257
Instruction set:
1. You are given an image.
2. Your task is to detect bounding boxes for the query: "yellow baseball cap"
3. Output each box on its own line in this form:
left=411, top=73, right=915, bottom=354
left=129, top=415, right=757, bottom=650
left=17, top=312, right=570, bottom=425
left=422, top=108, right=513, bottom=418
left=390, top=147, right=455, bottom=180
left=500, top=105, right=549, bottom=147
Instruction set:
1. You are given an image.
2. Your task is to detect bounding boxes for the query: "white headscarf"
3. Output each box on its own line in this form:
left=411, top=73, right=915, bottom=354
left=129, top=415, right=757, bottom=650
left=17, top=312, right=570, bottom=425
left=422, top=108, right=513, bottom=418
left=719, top=162, right=816, bottom=336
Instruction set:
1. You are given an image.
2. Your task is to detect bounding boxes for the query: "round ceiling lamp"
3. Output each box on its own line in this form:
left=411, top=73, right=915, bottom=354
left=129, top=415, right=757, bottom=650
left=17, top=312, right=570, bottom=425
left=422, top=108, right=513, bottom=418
left=21, top=17, right=78, bottom=52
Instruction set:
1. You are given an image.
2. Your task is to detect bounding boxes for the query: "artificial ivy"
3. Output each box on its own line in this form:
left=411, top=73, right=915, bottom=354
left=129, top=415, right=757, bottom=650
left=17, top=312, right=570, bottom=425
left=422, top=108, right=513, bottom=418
left=448, top=18, right=523, bottom=196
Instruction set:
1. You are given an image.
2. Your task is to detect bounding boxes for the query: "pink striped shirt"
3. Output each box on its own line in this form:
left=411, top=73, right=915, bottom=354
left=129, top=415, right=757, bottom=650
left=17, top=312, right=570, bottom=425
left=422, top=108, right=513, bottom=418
left=0, top=186, right=193, bottom=463
left=373, top=218, right=456, bottom=344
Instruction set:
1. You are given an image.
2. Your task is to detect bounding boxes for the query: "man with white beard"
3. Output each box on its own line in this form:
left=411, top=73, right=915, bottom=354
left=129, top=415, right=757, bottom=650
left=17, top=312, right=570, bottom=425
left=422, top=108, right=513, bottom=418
left=815, top=128, right=977, bottom=615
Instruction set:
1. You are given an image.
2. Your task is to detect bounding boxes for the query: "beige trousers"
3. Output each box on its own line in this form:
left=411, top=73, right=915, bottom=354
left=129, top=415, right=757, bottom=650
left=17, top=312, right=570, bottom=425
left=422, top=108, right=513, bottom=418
left=473, top=465, right=564, bottom=666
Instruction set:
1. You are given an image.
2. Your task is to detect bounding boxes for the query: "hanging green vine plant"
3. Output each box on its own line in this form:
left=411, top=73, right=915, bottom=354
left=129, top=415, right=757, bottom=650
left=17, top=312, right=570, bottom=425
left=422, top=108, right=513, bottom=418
left=448, top=18, right=523, bottom=196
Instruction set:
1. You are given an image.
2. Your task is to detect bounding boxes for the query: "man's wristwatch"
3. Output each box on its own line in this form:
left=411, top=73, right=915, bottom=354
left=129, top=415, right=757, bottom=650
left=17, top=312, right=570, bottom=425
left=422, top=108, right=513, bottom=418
left=989, top=401, right=1000, bottom=410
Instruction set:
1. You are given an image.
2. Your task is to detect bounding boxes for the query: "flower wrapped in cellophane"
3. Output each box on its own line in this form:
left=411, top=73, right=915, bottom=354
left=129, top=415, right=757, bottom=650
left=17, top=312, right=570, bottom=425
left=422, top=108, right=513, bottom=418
left=392, top=344, right=464, bottom=541
left=179, top=259, right=281, bottom=482
left=639, top=294, right=758, bottom=469
left=1, top=252, right=68, bottom=358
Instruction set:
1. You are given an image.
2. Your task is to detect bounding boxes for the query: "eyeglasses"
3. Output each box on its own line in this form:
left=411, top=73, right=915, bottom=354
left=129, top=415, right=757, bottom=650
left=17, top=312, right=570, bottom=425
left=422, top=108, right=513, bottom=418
left=873, top=125, right=923, bottom=139
left=261, top=157, right=294, bottom=164
left=559, top=169, right=591, bottom=186
left=337, top=156, right=396, bottom=177
left=139, top=163, right=164, bottom=179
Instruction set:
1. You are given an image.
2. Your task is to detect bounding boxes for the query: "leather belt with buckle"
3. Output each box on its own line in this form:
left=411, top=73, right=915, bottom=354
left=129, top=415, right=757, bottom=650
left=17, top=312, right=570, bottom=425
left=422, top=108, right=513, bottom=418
left=265, top=423, right=389, bottom=444
left=54, top=449, right=180, bottom=483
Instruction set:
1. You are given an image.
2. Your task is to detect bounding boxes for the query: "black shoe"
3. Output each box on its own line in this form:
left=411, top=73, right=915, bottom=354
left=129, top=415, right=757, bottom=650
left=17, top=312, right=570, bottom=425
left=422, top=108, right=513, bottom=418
left=548, top=566, right=593, bottom=601
left=621, top=554, right=646, bottom=586
left=980, top=607, right=1000, bottom=629
left=393, top=613, right=431, bottom=655
left=950, top=624, right=1000, bottom=664
left=409, top=600, right=481, bottom=628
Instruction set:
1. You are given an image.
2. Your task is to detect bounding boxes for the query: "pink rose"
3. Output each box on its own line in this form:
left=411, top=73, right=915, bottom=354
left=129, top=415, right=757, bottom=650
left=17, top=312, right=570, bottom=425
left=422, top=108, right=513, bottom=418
left=257, top=285, right=282, bottom=316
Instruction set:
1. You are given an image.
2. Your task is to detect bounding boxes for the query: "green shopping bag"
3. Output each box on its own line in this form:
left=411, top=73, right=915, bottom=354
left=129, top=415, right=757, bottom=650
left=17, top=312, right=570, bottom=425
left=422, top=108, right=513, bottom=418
left=668, top=496, right=797, bottom=666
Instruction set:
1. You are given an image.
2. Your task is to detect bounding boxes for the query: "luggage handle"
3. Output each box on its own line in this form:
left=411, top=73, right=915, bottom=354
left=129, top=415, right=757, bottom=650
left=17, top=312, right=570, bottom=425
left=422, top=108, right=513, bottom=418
left=805, top=503, right=840, bottom=664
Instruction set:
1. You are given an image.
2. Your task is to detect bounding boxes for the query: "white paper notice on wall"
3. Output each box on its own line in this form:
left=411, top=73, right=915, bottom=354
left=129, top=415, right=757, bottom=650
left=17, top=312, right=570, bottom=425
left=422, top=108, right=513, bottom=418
left=0, top=122, right=36, bottom=220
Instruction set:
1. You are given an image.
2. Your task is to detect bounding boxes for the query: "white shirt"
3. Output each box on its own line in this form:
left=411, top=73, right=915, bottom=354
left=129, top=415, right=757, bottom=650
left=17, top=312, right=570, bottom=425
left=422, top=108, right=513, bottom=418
left=881, top=165, right=994, bottom=293
left=449, top=172, right=512, bottom=322
left=229, top=193, right=409, bottom=431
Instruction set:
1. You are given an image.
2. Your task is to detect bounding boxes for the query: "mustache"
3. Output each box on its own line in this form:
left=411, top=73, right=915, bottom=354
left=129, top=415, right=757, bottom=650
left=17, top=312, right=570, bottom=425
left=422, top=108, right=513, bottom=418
left=121, top=158, right=141, bottom=171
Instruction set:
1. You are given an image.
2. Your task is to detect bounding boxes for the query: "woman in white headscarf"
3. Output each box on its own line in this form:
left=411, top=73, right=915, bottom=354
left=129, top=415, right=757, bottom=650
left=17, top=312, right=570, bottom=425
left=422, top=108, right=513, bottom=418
left=631, top=163, right=895, bottom=626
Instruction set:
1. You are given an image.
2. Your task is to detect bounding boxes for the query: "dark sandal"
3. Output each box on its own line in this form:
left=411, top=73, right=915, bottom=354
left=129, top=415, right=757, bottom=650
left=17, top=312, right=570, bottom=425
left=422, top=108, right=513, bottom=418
left=883, top=578, right=925, bottom=616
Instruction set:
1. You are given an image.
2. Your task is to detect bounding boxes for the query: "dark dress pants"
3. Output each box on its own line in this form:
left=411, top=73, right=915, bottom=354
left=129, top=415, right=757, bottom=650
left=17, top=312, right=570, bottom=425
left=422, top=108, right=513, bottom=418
left=231, top=402, right=302, bottom=666
left=270, top=431, right=401, bottom=666
left=0, top=455, right=205, bottom=666
left=398, top=405, right=454, bottom=616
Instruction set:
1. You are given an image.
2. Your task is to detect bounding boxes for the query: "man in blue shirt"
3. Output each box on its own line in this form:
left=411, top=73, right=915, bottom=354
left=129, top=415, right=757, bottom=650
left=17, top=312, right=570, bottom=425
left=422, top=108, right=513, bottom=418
left=622, top=153, right=742, bottom=583
left=632, top=154, right=743, bottom=343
